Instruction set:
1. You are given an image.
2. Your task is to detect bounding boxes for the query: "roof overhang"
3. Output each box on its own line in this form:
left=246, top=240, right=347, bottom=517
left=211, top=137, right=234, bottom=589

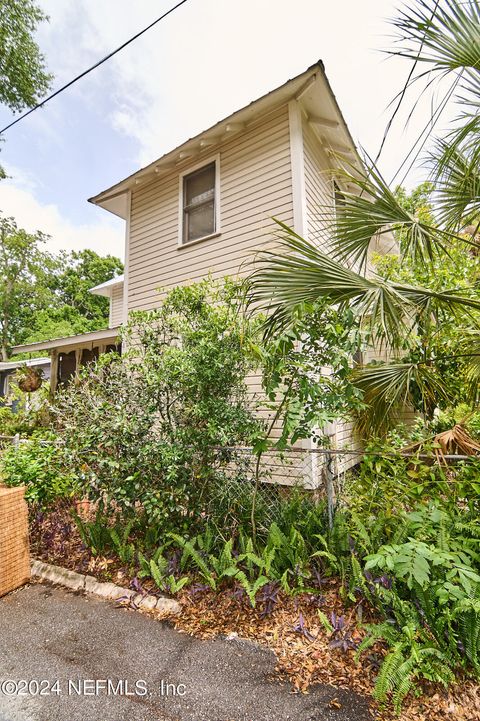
left=89, top=274, right=124, bottom=297
left=11, top=328, right=120, bottom=355
left=89, top=60, right=362, bottom=220
left=0, top=357, right=50, bottom=372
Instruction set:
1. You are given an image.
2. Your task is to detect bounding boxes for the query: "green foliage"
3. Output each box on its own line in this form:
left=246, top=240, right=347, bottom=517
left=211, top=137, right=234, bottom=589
left=0, top=215, right=54, bottom=360
left=108, top=520, right=135, bottom=565
left=357, top=620, right=455, bottom=713
left=351, top=499, right=480, bottom=708
left=54, top=279, right=263, bottom=533
left=258, top=298, right=364, bottom=448
left=0, top=0, right=52, bottom=112
left=72, top=509, right=112, bottom=557
left=0, top=435, right=75, bottom=506
left=245, top=0, right=480, bottom=439
left=167, top=519, right=316, bottom=604
left=0, top=214, right=123, bottom=355
left=0, top=382, right=51, bottom=436
left=50, top=249, right=123, bottom=326
left=372, top=183, right=480, bottom=413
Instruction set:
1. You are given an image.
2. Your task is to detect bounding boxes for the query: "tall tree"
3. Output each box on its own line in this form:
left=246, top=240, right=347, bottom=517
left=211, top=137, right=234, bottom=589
left=0, top=0, right=52, bottom=176
left=0, top=0, right=51, bottom=111
left=0, top=214, right=54, bottom=360
left=0, top=214, right=124, bottom=355
left=52, top=249, right=123, bottom=324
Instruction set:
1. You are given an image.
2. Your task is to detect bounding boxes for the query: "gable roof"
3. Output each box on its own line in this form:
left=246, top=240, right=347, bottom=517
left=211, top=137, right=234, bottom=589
left=89, top=274, right=124, bottom=297
left=89, top=60, right=361, bottom=220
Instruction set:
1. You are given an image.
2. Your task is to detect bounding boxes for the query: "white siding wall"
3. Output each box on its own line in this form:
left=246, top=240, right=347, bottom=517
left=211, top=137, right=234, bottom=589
left=302, top=118, right=334, bottom=253
left=301, top=115, right=362, bottom=462
left=110, top=284, right=124, bottom=327
left=126, top=105, right=294, bottom=474
left=128, top=105, right=293, bottom=312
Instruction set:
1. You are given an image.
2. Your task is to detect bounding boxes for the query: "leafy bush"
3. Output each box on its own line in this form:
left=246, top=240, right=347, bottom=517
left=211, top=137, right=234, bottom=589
left=0, top=436, right=76, bottom=506
left=53, top=279, right=264, bottom=536
left=0, top=386, right=51, bottom=437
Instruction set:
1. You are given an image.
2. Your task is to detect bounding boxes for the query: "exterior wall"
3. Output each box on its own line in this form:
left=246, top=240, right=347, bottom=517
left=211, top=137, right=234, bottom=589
left=127, top=104, right=293, bottom=312
left=110, top=284, right=124, bottom=327
left=301, top=115, right=362, bottom=463
left=302, top=117, right=334, bottom=254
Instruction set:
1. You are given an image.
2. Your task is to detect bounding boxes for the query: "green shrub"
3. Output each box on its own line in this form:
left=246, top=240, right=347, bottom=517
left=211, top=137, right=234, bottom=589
left=0, top=436, right=76, bottom=506
left=53, top=279, right=264, bottom=537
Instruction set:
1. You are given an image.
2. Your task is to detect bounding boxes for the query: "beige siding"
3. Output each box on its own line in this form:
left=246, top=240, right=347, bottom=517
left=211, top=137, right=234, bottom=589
left=302, top=118, right=333, bottom=251
left=128, top=105, right=293, bottom=312
left=302, top=118, right=359, bottom=460
left=110, top=284, right=124, bottom=327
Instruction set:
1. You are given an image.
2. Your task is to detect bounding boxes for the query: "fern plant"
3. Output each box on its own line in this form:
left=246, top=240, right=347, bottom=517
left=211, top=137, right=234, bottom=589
left=357, top=620, right=455, bottom=712
left=108, top=520, right=135, bottom=565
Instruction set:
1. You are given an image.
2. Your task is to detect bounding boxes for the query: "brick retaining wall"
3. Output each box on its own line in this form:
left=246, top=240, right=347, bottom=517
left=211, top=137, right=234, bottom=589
left=0, top=486, right=30, bottom=597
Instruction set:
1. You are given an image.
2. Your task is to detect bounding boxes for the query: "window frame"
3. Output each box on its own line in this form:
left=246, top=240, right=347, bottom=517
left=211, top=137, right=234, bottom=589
left=178, top=155, right=221, bottom=248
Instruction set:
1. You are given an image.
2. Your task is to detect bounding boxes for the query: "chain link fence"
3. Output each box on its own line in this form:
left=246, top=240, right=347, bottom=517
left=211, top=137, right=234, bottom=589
left=203, top=445, right=363, bottom=532
left=1, top=433, right=477, bottom=535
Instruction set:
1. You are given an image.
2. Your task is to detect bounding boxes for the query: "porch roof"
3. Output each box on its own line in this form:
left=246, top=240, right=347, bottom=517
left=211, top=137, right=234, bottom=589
left=11, top=327, right=120, bottom=355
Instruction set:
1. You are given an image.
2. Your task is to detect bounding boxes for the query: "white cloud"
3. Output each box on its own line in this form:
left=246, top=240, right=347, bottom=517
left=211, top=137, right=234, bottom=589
left=32, top=0, right=455, bottom=191
left=2, top=0, right=455, bottom=264
left=0, top=180, right=124, bottom=258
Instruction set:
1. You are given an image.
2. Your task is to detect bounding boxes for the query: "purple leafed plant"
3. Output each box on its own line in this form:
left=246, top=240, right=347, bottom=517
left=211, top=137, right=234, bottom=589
left=131, top=577, right=145, bottom=594
left=310, top=566, right=328, bottom=590
left=328, top=612, right=357, bottom=652
left=292, top=612, right=317, bottom=641
left=258, top=581, right=280, bottom=618
left=188, top=583, right=210, bottom=598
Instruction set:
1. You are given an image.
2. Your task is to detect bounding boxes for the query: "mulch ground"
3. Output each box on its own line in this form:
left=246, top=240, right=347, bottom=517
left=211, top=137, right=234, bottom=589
left=30, top=504, right=480, bottom=721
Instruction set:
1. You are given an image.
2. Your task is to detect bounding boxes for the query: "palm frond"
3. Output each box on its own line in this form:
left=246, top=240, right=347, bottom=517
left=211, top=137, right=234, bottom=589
left=247, top=221, right=480, bottom=346
left=352, top=361, right=450, bottom=437
left=432, top=138, right=480, bottom=231
left=403, top=424, right=480, bottom=459
left=390, top=0, right=480, bottom=106
left=329, top=162, right=458, bottom=268
left=445, top=111, right=480, bottom=158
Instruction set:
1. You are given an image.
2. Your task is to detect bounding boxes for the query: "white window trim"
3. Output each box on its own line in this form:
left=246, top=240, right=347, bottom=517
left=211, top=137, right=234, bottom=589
left=178, top=154, right=221, bottom=248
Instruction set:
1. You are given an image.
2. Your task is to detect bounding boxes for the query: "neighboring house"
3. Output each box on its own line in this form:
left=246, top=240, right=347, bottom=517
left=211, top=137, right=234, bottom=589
left=12, top=61, right=390, bottom=483
left=0, top=357, right=51, bottom=407
left=10, top=279, right=123, bottom=393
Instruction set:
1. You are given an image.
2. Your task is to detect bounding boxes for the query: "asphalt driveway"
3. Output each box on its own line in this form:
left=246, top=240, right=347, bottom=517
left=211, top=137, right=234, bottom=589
left=0, top=583, right=372, bottom=721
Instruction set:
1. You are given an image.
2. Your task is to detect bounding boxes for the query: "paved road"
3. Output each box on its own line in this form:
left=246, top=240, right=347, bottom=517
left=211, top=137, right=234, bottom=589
left=0, top=583, right=372, bottom=721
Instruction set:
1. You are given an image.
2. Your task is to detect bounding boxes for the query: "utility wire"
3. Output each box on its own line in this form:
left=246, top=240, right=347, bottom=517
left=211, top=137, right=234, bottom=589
left=0, top=0, right=190, bottom=135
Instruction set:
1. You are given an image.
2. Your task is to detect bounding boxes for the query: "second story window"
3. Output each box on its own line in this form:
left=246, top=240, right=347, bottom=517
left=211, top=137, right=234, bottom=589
left=182, top=161, right=217, bottom=244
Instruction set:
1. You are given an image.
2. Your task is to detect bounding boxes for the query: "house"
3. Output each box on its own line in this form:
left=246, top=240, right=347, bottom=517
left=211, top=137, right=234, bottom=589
left=10, top=278, right=123, bottom=393
left=12, top=61, right=388, bottom=484
left=0, top=357, right=51, bottom=410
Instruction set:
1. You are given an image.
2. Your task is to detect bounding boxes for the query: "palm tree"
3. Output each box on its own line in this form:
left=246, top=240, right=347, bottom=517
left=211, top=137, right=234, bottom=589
left=248, top=0, right=480, bottom=436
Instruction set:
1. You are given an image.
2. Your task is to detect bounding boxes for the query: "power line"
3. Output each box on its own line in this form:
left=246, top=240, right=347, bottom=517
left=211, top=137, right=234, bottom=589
left=0, top=0, right=190, bottom=135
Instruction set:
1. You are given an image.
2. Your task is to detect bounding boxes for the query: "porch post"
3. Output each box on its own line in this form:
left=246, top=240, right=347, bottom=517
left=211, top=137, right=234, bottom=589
left=50, top=350, right=58, bottom=396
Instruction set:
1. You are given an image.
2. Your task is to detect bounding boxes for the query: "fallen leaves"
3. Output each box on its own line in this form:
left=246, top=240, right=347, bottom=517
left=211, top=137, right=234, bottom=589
left=171, top=585, right=480, bottom=721
left=31, top=505, right=479, bottom=721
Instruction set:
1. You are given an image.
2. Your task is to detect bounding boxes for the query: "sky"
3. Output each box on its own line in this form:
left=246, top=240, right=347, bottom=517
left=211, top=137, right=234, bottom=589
left=0, top=0, right=452, bottom=260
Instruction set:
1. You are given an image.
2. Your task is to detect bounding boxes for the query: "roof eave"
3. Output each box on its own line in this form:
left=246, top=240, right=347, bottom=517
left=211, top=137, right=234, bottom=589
left=11, top=327, right=120, bottom=355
